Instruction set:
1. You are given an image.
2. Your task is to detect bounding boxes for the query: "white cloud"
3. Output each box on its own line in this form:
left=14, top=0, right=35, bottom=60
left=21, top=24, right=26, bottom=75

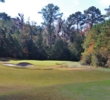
left=99, top=0, right=110, bottom=6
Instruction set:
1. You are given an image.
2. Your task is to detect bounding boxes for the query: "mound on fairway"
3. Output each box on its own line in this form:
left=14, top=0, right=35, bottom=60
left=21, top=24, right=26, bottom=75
left=16, top=62, right=33, bottom=67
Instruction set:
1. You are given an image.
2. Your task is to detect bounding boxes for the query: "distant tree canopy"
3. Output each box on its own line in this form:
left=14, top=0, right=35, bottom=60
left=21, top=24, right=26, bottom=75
left=104, top=5, right=110, bottom=19
left=0, top=0, right=5, bottom=2
left=67, top=11, right=85, bottom=32
left=0, top=13, right=10, bottom=21
left=84, top=6, right=104, bottom=28
left=39, top=4, right=63, bottom=25
left=0, top=3, right=109, bottom=66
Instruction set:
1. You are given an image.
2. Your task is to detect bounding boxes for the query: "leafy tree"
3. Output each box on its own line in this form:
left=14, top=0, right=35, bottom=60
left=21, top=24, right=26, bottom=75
left=1, top=5, right=109, bottom=62
left=67, top=11, right=85, bottom=32
left=69, top=33, right=84, bottom=61
left=0, top=13, right=10, bottom=21
left=0, top=19, right=23, bottom=58
left=81, top=20, right=110, bottom=67
left=0, top=0, right=4, bottom=2
left=59, top=11, right=85, bottom=45
left=18, top=13, right=24, bottom=33
left=51, top=39, right=71, bottom=60
left=84, top=6, right=104, bottom=28
left=104, top=5, right=110, bottom=19
left=39, top=3, right=63, bottom=47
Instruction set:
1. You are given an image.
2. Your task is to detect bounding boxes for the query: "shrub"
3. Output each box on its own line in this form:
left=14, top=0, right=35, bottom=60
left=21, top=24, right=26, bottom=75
left=82, top=20, right=110, bottom=68
left=81, top=53, right=91, bottom=65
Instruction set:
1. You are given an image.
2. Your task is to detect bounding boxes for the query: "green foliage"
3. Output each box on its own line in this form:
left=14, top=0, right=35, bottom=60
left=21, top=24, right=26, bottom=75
left=104, top=5, right=110, bottom=19
left=67, top=11, right=85, bottom=32
left=0, top=4, right=109, bottom=62
left=50, top=39, right=71, bottom=60
left=39, top=3, right=63, bottom=47
left=81, top=52, right=92, bottom=65
left=69, top=33, right=84, bottom=61
left=0, top=13, right=10, bottom=21
left=39, top=4, right=63, bottom=25
left=0, top=0, right=4, bottom=2
left=84, top=6, right=104, bottom=27
left=82, top=20, right=110, bottom=67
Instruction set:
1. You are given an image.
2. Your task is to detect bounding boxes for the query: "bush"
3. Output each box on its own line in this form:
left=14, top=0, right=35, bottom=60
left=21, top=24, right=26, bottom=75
left=91, top=54, right=99, bottom=67
left=82, top=20, right=110, bottom=68
left=81, top=53, right=91, bottom=65
left=105, top=55, right=110, bottom=68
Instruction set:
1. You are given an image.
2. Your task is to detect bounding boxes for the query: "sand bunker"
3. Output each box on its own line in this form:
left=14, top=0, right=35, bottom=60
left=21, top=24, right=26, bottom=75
left=3, top=62, right=33, bottom=67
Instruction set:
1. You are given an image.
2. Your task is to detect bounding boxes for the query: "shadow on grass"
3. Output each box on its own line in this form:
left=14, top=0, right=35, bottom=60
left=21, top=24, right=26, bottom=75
left=0, top=57, right=19, bottom=62
left=0, top=58, right=10, bottom=62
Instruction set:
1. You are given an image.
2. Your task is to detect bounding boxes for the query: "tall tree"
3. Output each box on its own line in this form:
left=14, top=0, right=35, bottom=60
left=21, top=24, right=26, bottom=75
left=39, top=3, right=63, bottom=47
left=0, top=0, right=5, bottom=2
left=84, top=6, right=104, bottom=28
left=0, top=13, right=10, bottom=21
left=67, top=11, right=85, bottom=32
left=18, top=13, right=24, bottom=33
left=104, top=5, right=110, bottom=19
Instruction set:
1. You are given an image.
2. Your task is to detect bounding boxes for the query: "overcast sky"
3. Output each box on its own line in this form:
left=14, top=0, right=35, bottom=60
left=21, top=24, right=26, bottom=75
left=0, top=0, right=110, bottom=25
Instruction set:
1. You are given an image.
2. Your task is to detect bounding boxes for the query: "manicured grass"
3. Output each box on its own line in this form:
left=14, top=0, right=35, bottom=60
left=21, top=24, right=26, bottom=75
left=4, top=60, right=91, bottom=69
left=58, top=80, right=110, bottom=100
left=0, top=60, right=110, bottom=100
left=1, top=80, right=110, bottom=100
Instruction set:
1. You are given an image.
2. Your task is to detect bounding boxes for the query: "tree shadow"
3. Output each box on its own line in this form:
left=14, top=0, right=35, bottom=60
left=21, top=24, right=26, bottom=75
left=0, top=57, right=10, bottom=62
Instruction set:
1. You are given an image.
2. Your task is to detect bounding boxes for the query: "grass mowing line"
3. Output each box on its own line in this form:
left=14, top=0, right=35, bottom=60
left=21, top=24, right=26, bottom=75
left=0, top=80, right=110, bottom=100
left=0, top=65, right=110, bottom=87
left=57, top=80, right=110, bottom=100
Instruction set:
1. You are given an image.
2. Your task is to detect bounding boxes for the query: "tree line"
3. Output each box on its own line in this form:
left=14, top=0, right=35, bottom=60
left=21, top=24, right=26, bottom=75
left=0, top=1, right=110, bottom=67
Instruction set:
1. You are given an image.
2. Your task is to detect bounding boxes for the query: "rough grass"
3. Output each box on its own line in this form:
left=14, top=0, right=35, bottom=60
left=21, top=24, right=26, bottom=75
left=0, top=60, right=110, bottom=100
